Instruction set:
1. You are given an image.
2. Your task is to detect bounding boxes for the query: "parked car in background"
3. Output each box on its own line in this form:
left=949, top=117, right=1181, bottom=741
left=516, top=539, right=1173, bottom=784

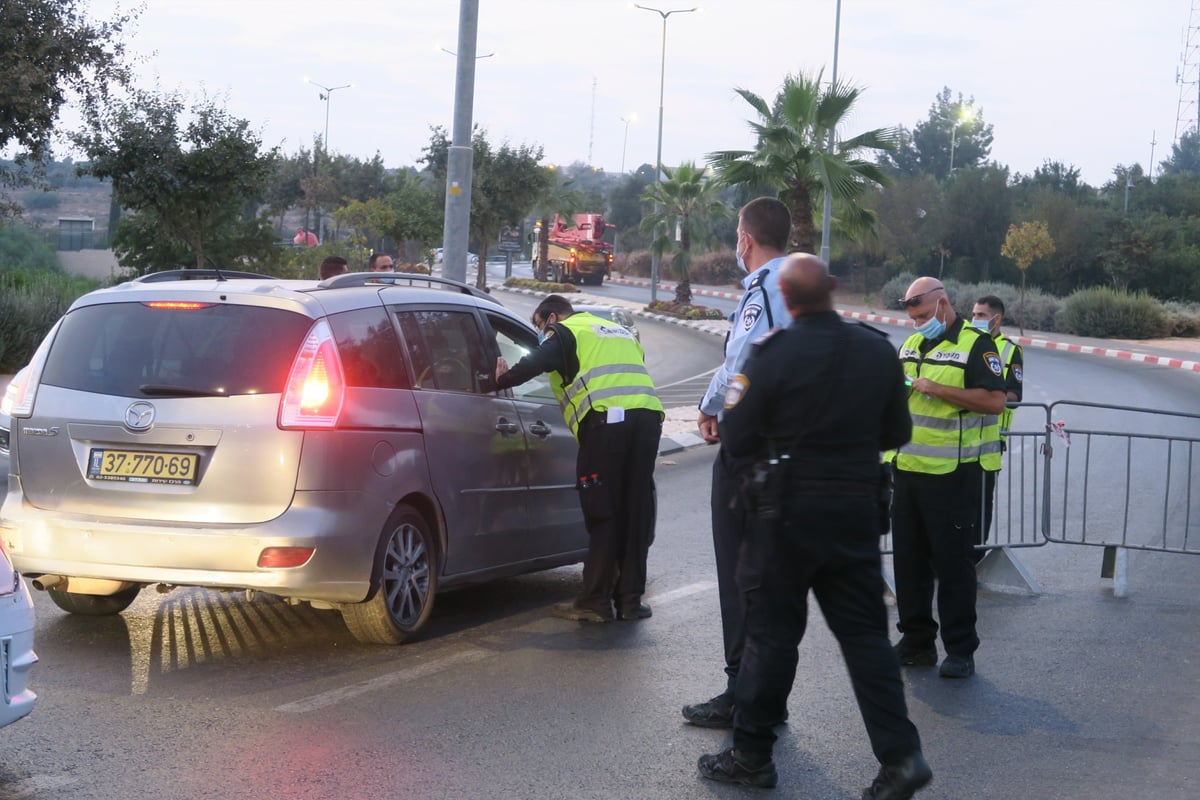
left=0, top=394, right=37, bottom=729
left=572, top=304, right=641, bottom=342
left=0, top=271, right=587, bottom=645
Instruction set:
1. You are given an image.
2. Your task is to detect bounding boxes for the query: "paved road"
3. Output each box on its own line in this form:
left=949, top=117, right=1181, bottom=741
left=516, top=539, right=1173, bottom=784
left=2, top=266, right=1198, bottom=799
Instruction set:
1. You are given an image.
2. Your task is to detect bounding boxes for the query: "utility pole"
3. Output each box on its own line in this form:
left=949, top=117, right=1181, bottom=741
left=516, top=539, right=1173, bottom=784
left=441, top=0, right=480, bottom=285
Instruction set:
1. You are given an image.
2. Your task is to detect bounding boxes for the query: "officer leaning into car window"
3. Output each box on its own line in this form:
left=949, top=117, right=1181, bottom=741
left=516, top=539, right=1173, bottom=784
left=696, top=253, right=931, bottom=798
left=890, top=278, right=1006, bottom=681
left=494, top=295, right=664, bottom=623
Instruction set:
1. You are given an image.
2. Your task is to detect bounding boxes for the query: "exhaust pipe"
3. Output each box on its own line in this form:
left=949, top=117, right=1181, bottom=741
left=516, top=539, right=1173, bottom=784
left=31, top=574, right=65, bottom=591
left=29, top=575, right=136, bottom=595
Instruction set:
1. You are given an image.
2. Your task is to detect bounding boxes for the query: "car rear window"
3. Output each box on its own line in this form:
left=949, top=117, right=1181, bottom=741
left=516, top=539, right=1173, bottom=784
left=39, top=302, right=313, bottom=397
left=327, top=307, right=409, bottom=389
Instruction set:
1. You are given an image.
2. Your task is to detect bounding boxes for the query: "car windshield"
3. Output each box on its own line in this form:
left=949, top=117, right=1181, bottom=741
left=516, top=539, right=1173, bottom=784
left=39, top=302, right=313, bottom=397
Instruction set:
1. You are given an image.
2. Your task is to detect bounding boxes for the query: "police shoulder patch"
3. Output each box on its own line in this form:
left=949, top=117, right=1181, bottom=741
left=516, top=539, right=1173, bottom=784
left=1013, top=365, right=1023, bottom=382
left=724, top=374, right=750, bottom=409
left=984, top=351, right=1003, bottom=376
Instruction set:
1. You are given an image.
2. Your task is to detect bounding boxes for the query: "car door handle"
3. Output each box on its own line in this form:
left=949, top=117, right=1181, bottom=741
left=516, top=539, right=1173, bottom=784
left=495, top=418, right=520, bottom=435
left=528, top=421, right=552, bottom=438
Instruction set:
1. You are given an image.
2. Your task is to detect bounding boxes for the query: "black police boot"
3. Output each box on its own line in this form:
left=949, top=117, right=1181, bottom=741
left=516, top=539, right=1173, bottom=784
left=862, top=751, right=932, bottom=800
left=697, top=748, right=778, bottom=789
left=682, top=693, right=734, bottom=728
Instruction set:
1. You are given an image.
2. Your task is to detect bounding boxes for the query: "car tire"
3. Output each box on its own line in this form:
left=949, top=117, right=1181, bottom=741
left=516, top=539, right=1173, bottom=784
left=47, top=585, right=141, bottom=616
left=342, top=504, right=438, bottom=645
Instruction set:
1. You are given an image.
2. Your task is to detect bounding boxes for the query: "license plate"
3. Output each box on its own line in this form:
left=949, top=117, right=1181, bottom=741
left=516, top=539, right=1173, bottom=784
left=87, top=448, right=199, bottom=485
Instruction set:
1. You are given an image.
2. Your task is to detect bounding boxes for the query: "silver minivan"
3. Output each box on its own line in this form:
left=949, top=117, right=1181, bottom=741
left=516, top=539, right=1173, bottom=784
left=0, top=271, right=586, bottom=644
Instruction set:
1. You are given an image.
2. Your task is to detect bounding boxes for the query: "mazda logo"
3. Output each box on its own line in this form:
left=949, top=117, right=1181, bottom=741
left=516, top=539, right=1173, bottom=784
left=125, top=401, right=156, bottom=431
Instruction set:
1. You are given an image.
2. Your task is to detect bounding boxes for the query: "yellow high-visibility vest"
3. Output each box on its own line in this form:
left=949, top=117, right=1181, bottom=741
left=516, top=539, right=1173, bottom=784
left=552, top=312, right=663, bottom=438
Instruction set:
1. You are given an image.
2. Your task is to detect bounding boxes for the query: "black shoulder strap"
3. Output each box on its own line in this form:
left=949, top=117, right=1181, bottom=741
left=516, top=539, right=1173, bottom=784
left=748, top=268, right=773, bottom=329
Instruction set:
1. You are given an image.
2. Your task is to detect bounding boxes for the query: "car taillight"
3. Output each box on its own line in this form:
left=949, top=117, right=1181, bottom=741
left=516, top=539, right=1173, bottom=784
left=2, top=317, right=61, bottom=418
left=279, top=320, right=346, bottom=429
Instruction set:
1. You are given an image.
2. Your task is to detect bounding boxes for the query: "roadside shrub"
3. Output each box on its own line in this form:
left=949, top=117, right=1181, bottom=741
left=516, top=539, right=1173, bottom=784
left=878, top=272, right=917, bottom=311
left=503, top=277, right=578, bottom=293
left=0, top=270, right=99, bottom=373
left=1163, top=300, right=1200, bottom=337
left=689, top=250, right=742, bottom=287
left=395, top=262, right=430, bottom=275
left=0, top=221, right=62, bottom=273
left=1061, top=287, right=1170, bottom=339
left=21, top=191, right=60, bottom=211
left=620, top=249, right=673, bottom=280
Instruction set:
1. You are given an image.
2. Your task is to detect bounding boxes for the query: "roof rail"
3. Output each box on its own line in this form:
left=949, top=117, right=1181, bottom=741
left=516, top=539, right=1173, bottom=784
left=319, top=272, right=502, bottom=305
left=133, top=269, right=275, bottom=283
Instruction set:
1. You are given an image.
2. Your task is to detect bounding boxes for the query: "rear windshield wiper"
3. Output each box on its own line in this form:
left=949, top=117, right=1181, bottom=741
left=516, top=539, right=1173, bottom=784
left=138, top=384, right=229, bottom=397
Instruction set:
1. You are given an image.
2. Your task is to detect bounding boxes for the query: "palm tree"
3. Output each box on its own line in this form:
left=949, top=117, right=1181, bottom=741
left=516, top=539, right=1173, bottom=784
left=707, top=70, right=899, bottom=254
left=640, top=161, right=729, bottom=305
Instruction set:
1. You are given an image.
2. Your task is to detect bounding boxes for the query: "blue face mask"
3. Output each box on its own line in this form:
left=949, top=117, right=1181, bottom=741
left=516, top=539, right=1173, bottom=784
left=915, top=299, right=946, bottom=339
left=735, top=234, right=748, bottom=272
left=537, top=328, right=547, bottom=344
left=971, top=319, right=992, bottom=333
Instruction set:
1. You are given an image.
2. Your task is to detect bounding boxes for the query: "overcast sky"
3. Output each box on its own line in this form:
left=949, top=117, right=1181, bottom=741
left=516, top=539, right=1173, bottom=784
left=78, top=0, right=1192, bottom=188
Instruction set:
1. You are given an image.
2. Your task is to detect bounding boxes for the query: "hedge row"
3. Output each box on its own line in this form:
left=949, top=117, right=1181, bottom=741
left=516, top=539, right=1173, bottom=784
left=877, top=273, right=1200, bottom=339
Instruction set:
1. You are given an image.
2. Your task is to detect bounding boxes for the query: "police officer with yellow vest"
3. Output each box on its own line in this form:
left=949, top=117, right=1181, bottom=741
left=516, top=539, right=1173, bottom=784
left=495, top=295, right=664, bottom=623
left=971, top=294, right=1024, bottom=553
left=892, top=278, right=1005, bottom=680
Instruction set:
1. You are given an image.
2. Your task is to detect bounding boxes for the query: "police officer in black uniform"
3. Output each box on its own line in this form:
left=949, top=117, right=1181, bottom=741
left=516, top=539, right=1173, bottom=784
left=697, top=254, right=932, bottom=800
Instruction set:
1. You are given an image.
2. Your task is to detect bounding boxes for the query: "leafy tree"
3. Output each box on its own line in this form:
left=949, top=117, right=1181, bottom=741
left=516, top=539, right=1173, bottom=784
left=640, top=161, right=729, bottom=304
left=383, top=170, right=444, bottom=264
left=708, top=70, right=899, bottom=253
left=263, top=148, right=313, bottom=235
left=332, top=198, right=395, bottom=263
left=0, top=221, right=62, bottom=272
left=1001, top=220, right=1055, bottom=332
left=0, top=0, right=136, bottom=215
left=1160, top=129, right=1200, bottom=177
left=940, top=165, right=1012, bottom=281
left=73, top=90, right=279, bottom=270
left=606, top=171, right=654, bottom=253
left=423, top=125, right=549, bottom=288
left=883, top=88, right=993, bottom=180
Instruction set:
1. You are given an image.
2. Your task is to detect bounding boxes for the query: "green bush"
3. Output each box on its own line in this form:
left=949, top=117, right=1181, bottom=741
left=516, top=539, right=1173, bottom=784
left=618, top=249, right=673, bottom=280
left=21, top=191, right=60, bottom=211
left=0, top=270, right=99, bottom=373
left=1061, top=287, right=1170, bottom=339
left=1162, top=300, right=1200, bottom=337
left=689, top=250, right=743, bottom=287
left=0, top=221, right=62, bottom=273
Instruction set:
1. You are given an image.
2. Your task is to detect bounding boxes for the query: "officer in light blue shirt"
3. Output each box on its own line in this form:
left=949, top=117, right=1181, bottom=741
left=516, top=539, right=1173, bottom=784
left=684, top=197, right=796, bottom=729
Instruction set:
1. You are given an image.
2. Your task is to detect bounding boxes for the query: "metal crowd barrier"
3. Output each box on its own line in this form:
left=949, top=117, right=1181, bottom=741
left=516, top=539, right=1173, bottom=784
left=880, top=400, right=1200, bottom=597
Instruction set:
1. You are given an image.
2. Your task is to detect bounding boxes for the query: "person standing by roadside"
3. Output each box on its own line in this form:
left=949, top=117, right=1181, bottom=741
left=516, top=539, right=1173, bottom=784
left=319, top=256, right=348, bottom=280
left=495, top=295, right=663, bottom=622
left=696, top=253, right=931, bottom=798
left=368, top=253, right=395, bottom=272
left=971, top=295, right=1024, bottom=554
left=891, top=278, right=1005, bottom=679
left=684, top=197, right=791, bottom=728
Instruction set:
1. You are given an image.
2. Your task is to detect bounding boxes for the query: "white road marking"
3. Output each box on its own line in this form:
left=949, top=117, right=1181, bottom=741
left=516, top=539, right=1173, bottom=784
left=648, top=580, right=717, bottom=605
left=274, top=649, right=492, bottom=713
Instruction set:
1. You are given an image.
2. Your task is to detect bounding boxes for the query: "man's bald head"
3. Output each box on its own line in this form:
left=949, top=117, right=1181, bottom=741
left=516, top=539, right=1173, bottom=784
left=778, top=253, right=837, bottom=317
left=902, top=277, right=954, bottom=326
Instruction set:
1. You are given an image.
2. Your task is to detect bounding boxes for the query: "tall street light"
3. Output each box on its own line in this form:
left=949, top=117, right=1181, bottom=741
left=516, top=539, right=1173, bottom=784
left=948, top=106, right=973, bottom=175
left=818, top=0, right=842, bottom=264
left=620, top=113, right=637, bottom=173
left=635, top=3, right=696, bottom=305
left=304, top=78, right=352, bottom=154
left=304, top=78, right=351, bottom=245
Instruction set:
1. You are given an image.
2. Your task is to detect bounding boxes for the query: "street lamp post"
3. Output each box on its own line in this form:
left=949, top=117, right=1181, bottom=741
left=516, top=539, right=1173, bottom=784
left=818, top=0, right=842, bottom=264
left=947, top=107, right=972, bottom=175
left=305, top=78, right=351, bottom=244
left=620, top=114, right=637, bottom=174
left=635, top=4, right=696, bottom=305
left=305, top=78, right=351, bottom=154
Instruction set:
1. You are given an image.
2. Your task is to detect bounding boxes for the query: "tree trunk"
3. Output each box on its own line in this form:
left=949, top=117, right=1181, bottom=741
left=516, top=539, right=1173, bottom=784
left=788, top=184, right=816, bottom=253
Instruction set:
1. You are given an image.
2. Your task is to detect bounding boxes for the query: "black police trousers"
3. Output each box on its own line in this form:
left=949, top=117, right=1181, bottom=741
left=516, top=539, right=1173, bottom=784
left=891, top=463, right=983, bottom=657
left=732, top=492, right=922, bottom=764
left=710, top=449, right=760, bottom=694
left=574, top=408, right=662, bottom=615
